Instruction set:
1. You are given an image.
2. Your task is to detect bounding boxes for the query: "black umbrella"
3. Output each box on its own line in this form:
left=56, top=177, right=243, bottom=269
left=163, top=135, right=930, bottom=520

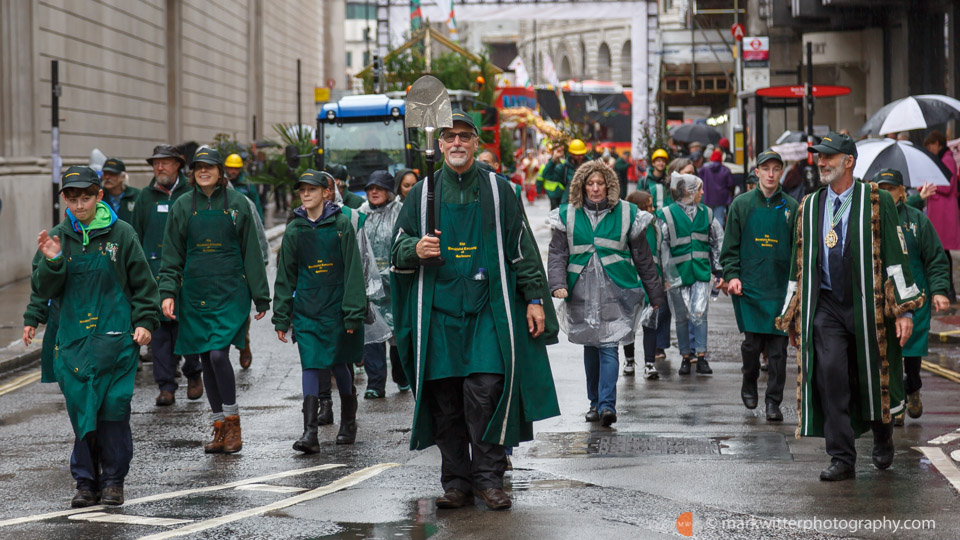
left=670, top=124, right=721, bottom=145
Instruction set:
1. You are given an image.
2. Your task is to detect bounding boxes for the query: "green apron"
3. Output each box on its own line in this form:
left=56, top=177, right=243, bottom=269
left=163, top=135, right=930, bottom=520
left=902, top=216, right=930, bottom=357
left=424, top=201, right=504, bottom=380
left=732, top=198, right=792, bottom=335
left=292, top=222, right=364, bottom=368
left=54, top=237, right=138, bottom=439
left=40, top=299, right=60, bottom=383
left=175, top=188, right=252, bottom=355
left=142, top=186, right=178, bottom=322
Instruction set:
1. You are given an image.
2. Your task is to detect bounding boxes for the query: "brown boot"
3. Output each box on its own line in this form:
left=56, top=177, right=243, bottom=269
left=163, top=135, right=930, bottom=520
left=187, top=377, right=204, bottom=400
left=239, top=345, right=252, bottom=370
left=204, top=421, right=225, bottom=453
left=222, top=415, right=242, bottom=453
left=155, top=390, right=175, bottom=406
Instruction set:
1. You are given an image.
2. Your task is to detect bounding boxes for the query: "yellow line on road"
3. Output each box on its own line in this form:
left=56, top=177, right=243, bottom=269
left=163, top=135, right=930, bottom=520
left=0, top=370, right=41, bottom=396
left=0, top=463, right=344, bottom=528
left=136, top=463, right=400, bottom=540
left=914, top=447, right=960, bottom=495
left=921, top=360, right=960, bottom=384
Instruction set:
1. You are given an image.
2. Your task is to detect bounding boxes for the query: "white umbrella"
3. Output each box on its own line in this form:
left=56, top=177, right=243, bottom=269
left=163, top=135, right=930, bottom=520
left=858, top=94, right=960, bottom=136
left=770, top=142, right=810, bottom=161
left=853, top=139, right=951, bottom=187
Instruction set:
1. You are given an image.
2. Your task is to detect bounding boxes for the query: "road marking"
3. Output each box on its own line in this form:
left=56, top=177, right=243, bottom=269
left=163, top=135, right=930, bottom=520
left=920, top=360, right=960, bottom=384
left=136, top=463, right=399, bottom=540
left=952, top=450, right=960, bottom=463
left=914, top=446, right=960, bottom=495
left=928, top=428, right=960, bottom=445
left=68, top=512, right=192, bottom=527
left=0, top=370, right=41, bottom=396
left=234, top=484, right=307, bottom=493
left=0, top=463, right=344, bottom=528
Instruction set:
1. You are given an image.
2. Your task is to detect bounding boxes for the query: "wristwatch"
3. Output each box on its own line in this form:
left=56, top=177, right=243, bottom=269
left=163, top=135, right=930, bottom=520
left=528, top=299, right=543, bottom=305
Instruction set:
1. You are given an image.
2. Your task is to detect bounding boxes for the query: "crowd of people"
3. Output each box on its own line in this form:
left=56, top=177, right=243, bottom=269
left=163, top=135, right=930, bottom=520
left=20, top=118, right=959, bottom=511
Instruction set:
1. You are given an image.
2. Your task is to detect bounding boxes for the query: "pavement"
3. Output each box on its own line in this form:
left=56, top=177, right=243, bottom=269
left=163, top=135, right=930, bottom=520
left=0, top=196, right=959, bottom=539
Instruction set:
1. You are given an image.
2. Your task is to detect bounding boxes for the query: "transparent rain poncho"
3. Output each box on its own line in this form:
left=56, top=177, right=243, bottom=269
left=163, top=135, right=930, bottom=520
left=548, top=204, right=651, bottom=347
left=334, top=189, right=391, bottom=343
left=657, top=172, right=724, bottom=326
left=358, top=197, right=403, bottom=330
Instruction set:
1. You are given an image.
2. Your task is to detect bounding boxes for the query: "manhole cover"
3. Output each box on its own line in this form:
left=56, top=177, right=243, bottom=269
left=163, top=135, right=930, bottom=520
left=588, top=434, right=721, bottom=456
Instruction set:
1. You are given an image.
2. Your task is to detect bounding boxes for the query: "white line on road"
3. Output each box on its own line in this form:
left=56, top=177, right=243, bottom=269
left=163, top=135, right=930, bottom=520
left=0, top=370, right=41, bottom=397
left=68, top=512, right=192, bottom=527
left=914, top=446, right=960, bottom=495
left=0, top=463, right=344, bottom=528
left=234, top=484, right=307, bottom=493
left=136, top=463, right=399, bottom=540
left=952, top=450, right=960, bottom=463
left=928, top=428, right=960, bottom=445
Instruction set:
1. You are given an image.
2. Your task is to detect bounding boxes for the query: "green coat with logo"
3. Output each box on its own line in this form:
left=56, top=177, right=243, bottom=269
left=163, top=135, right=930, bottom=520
left=391, top=162, right=560, bottom=450
left=157, top=186, right=271, bottom=353
left=273, top=207, right=366, bottom=367
left=34, top=211, right=160, bottom=439
left=131, top=173, right=191, bottom=279
left=720, top=186, right=799, bottom=335
left=109, top=186, right=141, bottom=224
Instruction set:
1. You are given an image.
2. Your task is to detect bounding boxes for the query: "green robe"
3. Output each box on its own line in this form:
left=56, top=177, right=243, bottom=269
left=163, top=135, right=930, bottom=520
left=720, top=186, right=799, bottom=335
left=896, top=201, right=950, bottom=357
left=776, top=181, right=924, bottom=438
left=391, top=162, right=560, bottom=450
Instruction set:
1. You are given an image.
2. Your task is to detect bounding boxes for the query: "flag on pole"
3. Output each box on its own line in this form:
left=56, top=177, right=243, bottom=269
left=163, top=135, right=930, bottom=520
left=446, top=0, right=458, bottom=41
left=410, top=0, right=422, bottom=31
left=541, top=53, right=560, bottom=87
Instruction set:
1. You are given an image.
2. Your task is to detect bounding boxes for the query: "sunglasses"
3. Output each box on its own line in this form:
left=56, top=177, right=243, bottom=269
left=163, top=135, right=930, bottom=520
left=441, top=131, right=477, bottom=143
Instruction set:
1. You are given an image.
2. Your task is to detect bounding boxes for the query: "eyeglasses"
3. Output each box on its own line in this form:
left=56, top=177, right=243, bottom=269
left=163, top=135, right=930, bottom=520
left=441, top=131, right=477, bottom=143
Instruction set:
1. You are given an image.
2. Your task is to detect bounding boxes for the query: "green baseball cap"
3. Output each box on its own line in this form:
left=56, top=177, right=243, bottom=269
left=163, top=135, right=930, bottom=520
left=756, top=148, right=783, bottom=166
left=873, top=168, right=903, bottom=186
left=191, top=148, right=222, bottom=166
left=60, top=166, right=102, bottom=192
left=102, top=157, right=125, bottom=173
left=808, top=131, right=858, bottom=158
left=444, top=111, right=478, bottom=134
left=295, top=169, right=333, bottom=188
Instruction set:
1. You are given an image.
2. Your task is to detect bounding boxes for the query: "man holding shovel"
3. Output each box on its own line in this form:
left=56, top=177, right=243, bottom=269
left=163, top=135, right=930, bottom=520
left=392, top=85, right=559, bottom=511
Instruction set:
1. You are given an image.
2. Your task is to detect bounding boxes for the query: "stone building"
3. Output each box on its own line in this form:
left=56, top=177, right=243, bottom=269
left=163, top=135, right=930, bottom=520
left=0, top=0, right=345, bottom=286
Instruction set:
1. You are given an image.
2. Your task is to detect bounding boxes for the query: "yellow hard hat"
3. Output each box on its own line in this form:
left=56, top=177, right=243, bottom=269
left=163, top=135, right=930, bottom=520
left=568, top=139, right=587, bottom=155
left=651, top=148, right=669, bottom=161
left=224, top=153, right=243, bottom=168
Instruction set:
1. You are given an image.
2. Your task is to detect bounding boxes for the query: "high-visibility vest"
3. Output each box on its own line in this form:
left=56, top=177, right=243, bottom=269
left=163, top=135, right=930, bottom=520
left=559, top=201, right=642, bottom=291
left=657, top=203, right=713, bottom=285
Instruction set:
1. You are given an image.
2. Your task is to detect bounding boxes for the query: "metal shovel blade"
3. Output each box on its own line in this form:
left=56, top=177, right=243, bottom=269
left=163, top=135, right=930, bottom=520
left=404, top=75, right=453, bottom=131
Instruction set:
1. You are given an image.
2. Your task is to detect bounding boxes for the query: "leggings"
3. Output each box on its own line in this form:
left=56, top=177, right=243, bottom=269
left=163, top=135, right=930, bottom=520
left=313, top=364, right=355, bottom=400
left=200, top=346, right=236, bottom=413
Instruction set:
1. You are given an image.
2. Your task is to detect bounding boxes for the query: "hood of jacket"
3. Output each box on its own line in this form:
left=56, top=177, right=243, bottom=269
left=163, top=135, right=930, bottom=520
left=568, top=159, right=620, bottom=209
left=293, top=201, right=341, bottom=226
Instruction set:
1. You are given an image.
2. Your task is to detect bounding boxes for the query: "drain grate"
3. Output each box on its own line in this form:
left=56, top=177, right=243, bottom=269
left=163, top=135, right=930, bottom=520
left=588, top=434, right=721, bottom=456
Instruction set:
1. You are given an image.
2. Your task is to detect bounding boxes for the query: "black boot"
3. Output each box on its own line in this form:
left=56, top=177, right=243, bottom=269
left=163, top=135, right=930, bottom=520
left=317, top=399, right=334, bottom=426
left=336, top=388, right=358, bottom=445
left=678, top=356, right=692, bottom=375
left=293, top=395, right=321, bottom=454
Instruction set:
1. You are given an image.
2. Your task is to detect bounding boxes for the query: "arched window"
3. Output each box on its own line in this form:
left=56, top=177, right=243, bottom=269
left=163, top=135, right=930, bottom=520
left=621, top=40, right=632, bottom=85
left=559, top=56, right=572, bottom=81
left=597, top=42, right=612, bottom=81
left=580, top=40, right=588, bottom=79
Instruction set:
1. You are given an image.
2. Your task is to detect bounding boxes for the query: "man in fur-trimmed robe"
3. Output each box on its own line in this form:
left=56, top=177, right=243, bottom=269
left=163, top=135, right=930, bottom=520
left=776, top=132, right=924, bottom=482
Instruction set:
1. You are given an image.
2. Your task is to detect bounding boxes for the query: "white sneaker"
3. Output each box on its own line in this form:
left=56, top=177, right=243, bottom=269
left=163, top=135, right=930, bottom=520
left=644, top=363, right=660, bottom=379
left=623, top=360, right=636, bottom=376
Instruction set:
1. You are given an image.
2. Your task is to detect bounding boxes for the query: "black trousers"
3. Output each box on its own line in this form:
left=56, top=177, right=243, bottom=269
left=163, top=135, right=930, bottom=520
left=813, top=291, right=890, bottom=466
left=425, top=373, right=507, bottom=493
left=903, top=356, right=923, bottom=395
left=390, top=345, right=409, bottom=387
left=742, top=332, right=788, bottom=406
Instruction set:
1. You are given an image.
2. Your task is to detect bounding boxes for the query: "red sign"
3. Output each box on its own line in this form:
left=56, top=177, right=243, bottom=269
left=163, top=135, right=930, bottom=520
left=743, top=38, right=769, bottom=62
left=755, top=85, right=852, bottom=98
left=326, top=78, right=336, bottom=89
left=731, top=23, right=745, bottom=42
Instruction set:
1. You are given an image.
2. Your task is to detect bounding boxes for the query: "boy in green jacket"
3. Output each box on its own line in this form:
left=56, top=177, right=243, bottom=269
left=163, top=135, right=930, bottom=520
left=34, top=166, right=160, bottom=508
left=273, top=169, right=366, bottom=451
